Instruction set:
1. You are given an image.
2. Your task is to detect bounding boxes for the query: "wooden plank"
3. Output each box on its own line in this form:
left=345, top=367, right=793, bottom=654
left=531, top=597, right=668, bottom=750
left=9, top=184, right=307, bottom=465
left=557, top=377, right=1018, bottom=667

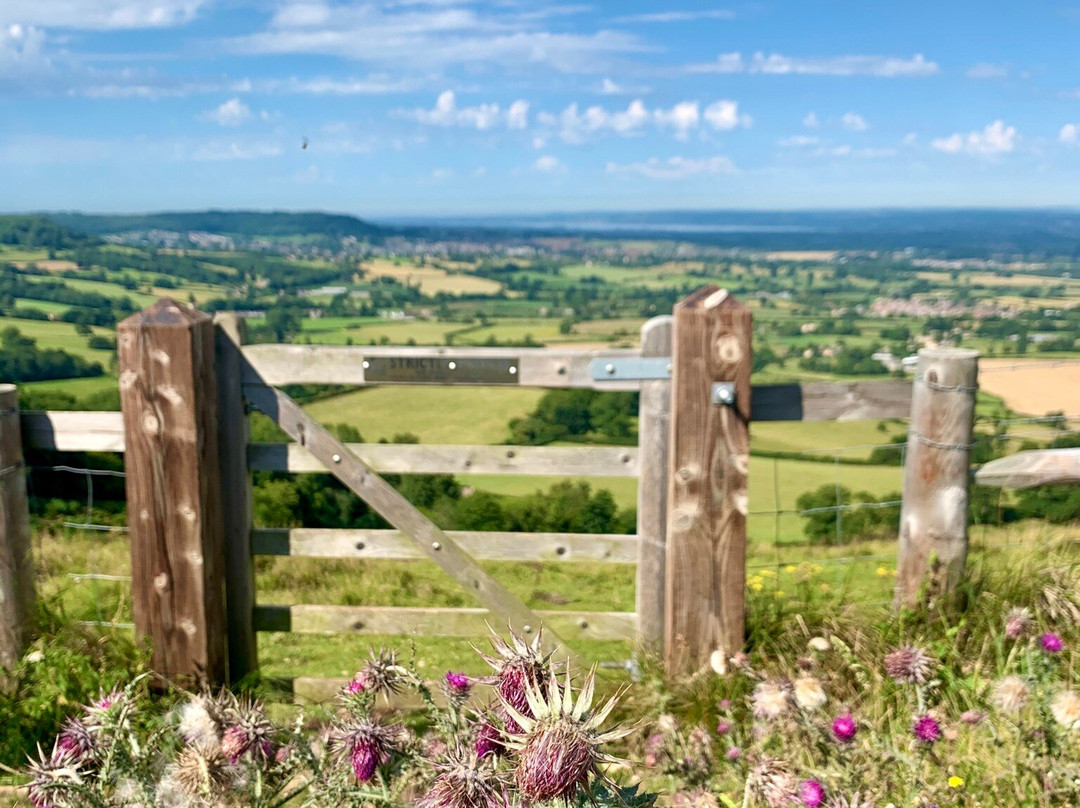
left=254, top=604, right=635, bottom=641
left=976, top=448, right=1080, bottom=489
left=241, top=344, right=642, bottom=389
left=0, top=386, right=35, bottom=668
left=895, top=348, right=979, bottom=609
left=248, top=438, right=638, bottom=476
left=242, top=381, right=569, bottom=658
left=20, top=410, right=125, bottom=452
left=665, top=287, right=752, bottom=676
left=214, top=314, right=257, bottom=684
left=751, top=380, right=912, bottom=422
left=118, top=300, right=228, bottom=685
left=252, top=528, right=638, bottom=563
left=635, top=316, right=671, bottom=651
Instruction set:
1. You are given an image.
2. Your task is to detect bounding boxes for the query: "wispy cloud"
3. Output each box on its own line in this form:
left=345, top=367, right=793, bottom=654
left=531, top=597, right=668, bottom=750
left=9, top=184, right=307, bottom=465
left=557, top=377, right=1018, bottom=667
left=841, top=112, right=868, bottom=131
left=0, top=1, right=209, bottom=30
left=613, top=10, right=735, bottom=22
left=398, top=91, right=529, bottom=130
left=965, top=62, right=1009, bottom=80
left=190, top=140, right=284, bottom=161
left=533, top=154, right=565, bottom=173
left=551, top=98, right=750, bottom=143
left=686, top=51, right=939, bottom=77
left=199, top=97, right=252, bottom=127
left=259, top=75, right=426, bottom=95
left=778, top=135, right=819, bottom=146
left=606, top=155, right=736, bottom=179
left=931, top=120, right=1017, bottom=156
left=1060, top=124, right=1079, bottom=144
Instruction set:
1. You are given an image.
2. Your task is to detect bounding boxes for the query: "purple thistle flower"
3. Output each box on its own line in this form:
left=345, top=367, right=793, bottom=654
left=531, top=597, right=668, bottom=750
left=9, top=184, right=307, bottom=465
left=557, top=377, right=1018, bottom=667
left=1041, top=633, right=1064, bottom=653
left=799, top=779, right=825, bottom=807
left=719, top=699, right=732, bottom=710
left=54, top=719, right=94, bottom=764
left=883, top=645, right=935, bottom=684
left=446, top=671, right=471, bottom=694
left=1005, top=607, right=1033, bottom=640
left=726, top=747, right=741, bottom=761
left=960, top=709, right=985, bottom=725
left=831, top=714, right=857, bottom=743
left=346, top=679, right=365, bottom=695
left=914, top=715, right=941, bottom=744
left=331, top=718, right=400, bottom=782
left=474, top=716, right=505, bottom=758
left=352, top=742, right=378, bottom=782
left=716, top=720, right=731, bottom=735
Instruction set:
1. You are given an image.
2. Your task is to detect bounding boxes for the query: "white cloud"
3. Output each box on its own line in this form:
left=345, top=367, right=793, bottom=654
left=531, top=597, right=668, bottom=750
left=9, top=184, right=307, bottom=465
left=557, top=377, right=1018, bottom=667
left=260, top=75, right=424, bottom=95
left=401, top=90, right=528, bottom=130
left=814, top=145, right=897, bottom=158
left=200, top=97, right=252, bottom=127
left=600, top=77, right=623, bottom=94
left=613, top=10, right=735, bottom=22
left=230, top=3, right=646, bottom=74
left=190, top=140, right=284, bottom=161
left=533, top=154, right=564, bottom=173
left=841, top=112, right=868, bottom=132
left=687, top=51, right=939, bottom=77
left=0, top=0, right=208, bottom=30
left=1060, top=124, right=1080, bottom=144
left=0, top=23, right=48, bottom=72
left=930, top=120, right=1017, bottom=156
left=606, top=155, right=736, bottom=179
left=803, top=112, right=819, bottom=128
left=555, top=97, right=748, bottom=142
left=903, top=132, right=918, bottom=146
left=966, top=62, right=1009, bottom=80
left=431, top=167, right=454, bottom=180
left=779, top=135, right=819, bottom=147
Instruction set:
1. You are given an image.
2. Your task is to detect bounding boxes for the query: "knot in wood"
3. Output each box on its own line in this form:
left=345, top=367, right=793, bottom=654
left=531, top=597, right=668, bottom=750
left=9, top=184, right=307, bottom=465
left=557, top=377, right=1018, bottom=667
left=179, top=618, right=197, bottom=636
left=153, top=572, right=170, bottom=592
left=677, top=464, right=699, bottom=483
left=119, top=370, right=137, bottom=390
left=187, top=551, right=203, bottom=566
left=150, top=349, right=171, bottom=366
left=672, top=508, right=695, bottom=531
left=180, top=505, right=196, bottom=521
left=142, top=413, right=160, bottom=434
left=714, top=334, right=743, bottom=364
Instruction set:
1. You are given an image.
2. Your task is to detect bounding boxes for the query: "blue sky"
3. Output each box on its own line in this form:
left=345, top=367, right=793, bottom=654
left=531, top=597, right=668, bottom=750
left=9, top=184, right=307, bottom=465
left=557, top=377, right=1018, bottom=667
left=2, top=1, right=1080, bottom=216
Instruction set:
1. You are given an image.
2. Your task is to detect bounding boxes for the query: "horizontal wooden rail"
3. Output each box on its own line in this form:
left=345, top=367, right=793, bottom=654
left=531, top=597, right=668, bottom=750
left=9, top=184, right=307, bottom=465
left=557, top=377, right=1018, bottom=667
left=975, top=448, right=1080, bottom=489
left=751, top=380, right=912, bottom=421
left=241, top=345, right=642, bottom=389
left=254, top=605, right=636, bottom=641
left=248, top=442, right=638, bottom=476
left=253, top=528, right=638, bottom=563
left=21, top=411, right=124, bottom=452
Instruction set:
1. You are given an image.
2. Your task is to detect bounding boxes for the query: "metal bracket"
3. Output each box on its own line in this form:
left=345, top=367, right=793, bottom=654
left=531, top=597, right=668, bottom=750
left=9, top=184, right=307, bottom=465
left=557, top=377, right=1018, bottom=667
left=711, top=382, right=736, bottom=406
left=588, top=357, right=671, bottom=381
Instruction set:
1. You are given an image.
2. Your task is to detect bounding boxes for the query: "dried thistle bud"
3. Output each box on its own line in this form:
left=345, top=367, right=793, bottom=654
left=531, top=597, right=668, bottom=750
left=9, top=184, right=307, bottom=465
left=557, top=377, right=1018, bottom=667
left=417, top=746, right=510, bottom=808
left=356, top=648, right=410, bottom=698
left=174, top=743, right=233, bottom=799
left=747, top=756, right=798, bottom=808
left=883, top=646, right=935, bottom=685
left=477, top=627, right=551, bottom=719
left=1004, top=607, right=1033, bottom=640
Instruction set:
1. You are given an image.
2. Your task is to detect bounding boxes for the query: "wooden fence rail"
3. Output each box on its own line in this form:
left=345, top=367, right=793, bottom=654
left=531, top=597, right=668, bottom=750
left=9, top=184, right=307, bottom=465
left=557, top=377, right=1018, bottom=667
left=2, top=287, right=996, bottom=687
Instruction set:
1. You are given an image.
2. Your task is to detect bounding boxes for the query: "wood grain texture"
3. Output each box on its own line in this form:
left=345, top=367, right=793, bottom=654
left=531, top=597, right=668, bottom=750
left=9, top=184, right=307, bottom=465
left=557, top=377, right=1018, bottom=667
left=664, top=287, right=752, bottom=676
left=247, top=437, right=638, bottom=476
left=118, top=300, right=228, bottom=685
left=895, top=348, right=979, bottom=609
left=0, top=386, right=34, bottom=668
left=975, top=448, right=1080, bottom=489
left=20, top=410, right=125, bottom=452
left=252, top=528, right=638, bottom=563
left=751, top=380, right=912, bottom=422
left=214, top=314, right=257, bottom=684
left=243, top=382, right=570, bottom=658
left=635, top=316, right=671, bottom=651
left=254, top=604, right=635, bottom=641
left=242, top=344, right=641, bottom=389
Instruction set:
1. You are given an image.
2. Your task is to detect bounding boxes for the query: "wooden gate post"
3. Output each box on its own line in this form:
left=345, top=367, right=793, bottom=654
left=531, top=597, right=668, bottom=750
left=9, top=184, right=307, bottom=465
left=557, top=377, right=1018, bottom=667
left=0, top=385, right=35, bottom=668
left=215, top=313, right=257, bottom=684
left=636, top=316, right=671, bottom=652
left=119, top=300, right=228, bottom=685
left=665, top=288, right=752, bottom=676
left=895, top=347, right=979, bottom=609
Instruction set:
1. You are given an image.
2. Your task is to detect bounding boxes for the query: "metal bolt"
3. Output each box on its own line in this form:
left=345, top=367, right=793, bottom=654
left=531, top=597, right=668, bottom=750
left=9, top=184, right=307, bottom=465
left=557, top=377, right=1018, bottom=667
left=509, top=365, right=518, bottom=375
left=362, top=360, right=370, bottom=369
left=432, top=541, right=441, bottom=551
left=332, top=454, right=342, bottom=463
left=448, top=361, right=457, bottom=370
left=605, top=363, right=616, bottom=375
left=522, top=624, right=533, bottom=634
left=666, top=363, right=672, bottom=375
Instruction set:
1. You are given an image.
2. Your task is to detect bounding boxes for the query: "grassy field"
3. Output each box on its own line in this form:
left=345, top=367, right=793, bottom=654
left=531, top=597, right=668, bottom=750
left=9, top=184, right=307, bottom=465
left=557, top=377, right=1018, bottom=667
left=3, top=317, right=115, bottom=363
left=362, top=258, right=502, bottom=296
left=304, top=386, right=545, bottom=444
left=21, top=375, right=119, bottom=398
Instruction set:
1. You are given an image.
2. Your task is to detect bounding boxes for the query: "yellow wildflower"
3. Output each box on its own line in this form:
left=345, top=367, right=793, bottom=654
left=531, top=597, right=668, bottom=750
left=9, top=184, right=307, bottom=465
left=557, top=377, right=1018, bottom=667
left=948, top=776, right=964, bottom=789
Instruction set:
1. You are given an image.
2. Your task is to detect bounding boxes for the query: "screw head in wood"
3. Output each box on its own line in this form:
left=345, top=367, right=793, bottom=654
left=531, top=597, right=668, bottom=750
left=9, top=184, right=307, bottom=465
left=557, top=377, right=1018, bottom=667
left=605, top=363, right=616, bottom=375
left=332, top=454, right=342, bottom=463
left=523, top=624, right=533, bottom=633
left=509, top=365, right=518, bottom=375
left=448, top=361, right=457, bottom=370
left=362, top=360, right=370, bottom=369
left=432, top=541, right=442, bottom=550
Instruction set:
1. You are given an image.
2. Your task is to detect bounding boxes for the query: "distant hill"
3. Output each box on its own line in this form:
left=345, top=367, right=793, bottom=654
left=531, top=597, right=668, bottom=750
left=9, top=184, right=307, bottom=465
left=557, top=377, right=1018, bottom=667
left=45, top=210, right=388, bottom=242
left=0, top=215, right=96, bottom=250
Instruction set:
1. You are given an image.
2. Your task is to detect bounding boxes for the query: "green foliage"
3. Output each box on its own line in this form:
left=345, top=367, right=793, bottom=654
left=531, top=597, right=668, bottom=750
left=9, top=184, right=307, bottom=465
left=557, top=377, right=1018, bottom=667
left=795, top=484, right=901, bottom=544
left=0, top=327, right=104, bottom=382
left=509, top=389, right=638, bottom=445
left=0, top=216, right=93, bottom=249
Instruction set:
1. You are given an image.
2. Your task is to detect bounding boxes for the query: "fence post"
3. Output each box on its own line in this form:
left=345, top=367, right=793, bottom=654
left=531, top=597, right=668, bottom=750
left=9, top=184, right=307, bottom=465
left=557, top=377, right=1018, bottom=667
left=118, top=300, right=228, bottom=686
left=214, top=313, right=257, bottom=684
left=636, top=316, right=672, bottom=653
left=895, top=347, right=979, bottom=609
left=665, top=287, right=752, bottom=676
left=0, top=385, right=34, bottom=668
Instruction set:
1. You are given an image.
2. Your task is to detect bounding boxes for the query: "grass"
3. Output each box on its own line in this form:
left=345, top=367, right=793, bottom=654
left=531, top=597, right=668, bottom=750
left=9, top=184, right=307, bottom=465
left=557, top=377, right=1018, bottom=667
left=2, top=317, right=115, bottom=363
left=21, top=374, right=119, bottom=399
left=361, top=258, right=502, bottom=296
left=751, top=419, right=907, bottom=460
left=304, top=386, right=545, bottom=444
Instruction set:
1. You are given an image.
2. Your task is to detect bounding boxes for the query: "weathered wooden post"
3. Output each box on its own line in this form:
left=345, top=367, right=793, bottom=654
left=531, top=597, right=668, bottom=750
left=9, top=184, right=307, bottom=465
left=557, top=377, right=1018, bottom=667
left=665, top=288, right=752, bottom=676
left=214, top=313, right=257, bottom=683
left=119, top=300, right=228, bottom=685
left=895, top=347, right=979, bottom=609
left=0, top=385, right=35, bottom=668
left=636, top=316, right=671, bottom=652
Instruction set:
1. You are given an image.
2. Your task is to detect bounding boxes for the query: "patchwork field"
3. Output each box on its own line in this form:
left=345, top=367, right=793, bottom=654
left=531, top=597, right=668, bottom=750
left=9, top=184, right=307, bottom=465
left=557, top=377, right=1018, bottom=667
left=361, top=258, right=502, bottom=296
left=978, top=358, right=1080, bottom=415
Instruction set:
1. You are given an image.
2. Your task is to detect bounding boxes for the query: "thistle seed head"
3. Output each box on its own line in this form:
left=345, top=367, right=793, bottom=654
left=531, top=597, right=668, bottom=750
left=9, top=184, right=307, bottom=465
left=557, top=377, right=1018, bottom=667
left=747, top=756, right=798, bottom=808
left=174, top=743, right=234, bottom=800
left=417, top=746, right=510, bottom=808
left=751, top=681, right=790, bottom=721
left=883, top=646, right=935, bottom=685
left=793, top=676, right=828, bottom=712
left=1051, top=690, right=1080, bottom=731
left=993, top=675, right=1029, bottom=715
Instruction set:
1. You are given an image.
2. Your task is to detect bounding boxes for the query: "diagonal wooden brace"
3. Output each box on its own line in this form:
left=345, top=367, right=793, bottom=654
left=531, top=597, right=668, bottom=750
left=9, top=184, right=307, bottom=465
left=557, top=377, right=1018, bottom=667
left=243, top=380, right=571, bottom=660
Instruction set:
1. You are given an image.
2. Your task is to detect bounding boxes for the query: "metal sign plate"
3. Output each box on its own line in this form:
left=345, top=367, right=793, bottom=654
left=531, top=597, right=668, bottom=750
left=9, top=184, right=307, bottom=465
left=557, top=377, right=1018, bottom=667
left=363, top=356, right=520, bottom=385
left=588, top=357, right=672, bottom=381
